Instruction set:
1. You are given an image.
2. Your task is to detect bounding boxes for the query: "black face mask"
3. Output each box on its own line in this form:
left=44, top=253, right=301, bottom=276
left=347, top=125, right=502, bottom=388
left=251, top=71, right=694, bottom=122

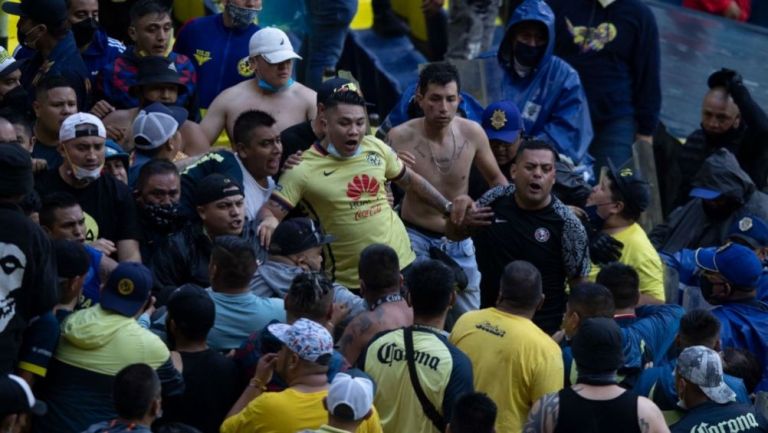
left=514, top=42, right=546, bottom=68
left=701, top=198, right=741, bottom=221
left=702, top=123, right=743, bottom=149
left=0, top=85, right=28, bottom=107
left=700, top=278, right=728, bottom=305
left=140, top=202, right=184, bottom=233
left=72, top=18, right=99, bottom=48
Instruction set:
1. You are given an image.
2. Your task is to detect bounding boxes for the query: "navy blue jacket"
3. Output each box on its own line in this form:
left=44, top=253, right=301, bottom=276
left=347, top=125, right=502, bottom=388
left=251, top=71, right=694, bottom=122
left=548, top=0, right=661, bottom=135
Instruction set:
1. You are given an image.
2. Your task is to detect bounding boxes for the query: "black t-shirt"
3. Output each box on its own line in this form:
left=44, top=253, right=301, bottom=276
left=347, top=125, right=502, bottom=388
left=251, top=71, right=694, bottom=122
left=0, top=204, right=58, bottom=373
left=671, top=401, right=768, bottom=433
left=472, top=185, right=590, bottom=334
left=161, top=349, right=245, bottom=433
left=35, top=171, right=141, bottom=244
left=31, top=142, right=63, bottom=173
left=279, top=120, right=317, bottom=169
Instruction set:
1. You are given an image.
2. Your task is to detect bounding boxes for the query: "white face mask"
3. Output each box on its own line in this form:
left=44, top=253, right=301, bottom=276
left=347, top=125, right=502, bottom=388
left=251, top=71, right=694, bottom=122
left=327, top=142, right=362, bottom=159
left=71, top=163, right=103, bottom=183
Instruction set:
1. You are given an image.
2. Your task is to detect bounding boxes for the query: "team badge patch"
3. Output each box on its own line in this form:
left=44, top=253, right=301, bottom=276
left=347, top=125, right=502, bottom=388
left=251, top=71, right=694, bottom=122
left=738, top=217, right=753, bottom=232
left=117, top=278, right=134, bottom=295
left=534, top=227, right=550, bottom=242
left=490, top=109, right=507, bottom=130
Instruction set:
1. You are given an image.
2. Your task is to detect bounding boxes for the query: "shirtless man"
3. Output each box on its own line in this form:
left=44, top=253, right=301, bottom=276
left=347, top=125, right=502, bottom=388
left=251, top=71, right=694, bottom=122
left=199, top=27, right=316, bottom=145
left=101, top=56, right=209, bottom=155
left=339, top=244, right=413, bottom=364
left=387, top=62, right=508, bottom=316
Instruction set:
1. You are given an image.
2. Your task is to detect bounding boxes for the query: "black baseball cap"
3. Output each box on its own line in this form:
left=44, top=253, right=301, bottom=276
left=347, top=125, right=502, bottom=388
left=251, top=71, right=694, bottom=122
left=194, top=174, right=244, bottom=206
left=129, top=56, right=187, bottom=97
left=607, top=159, right=651, bottom=214
left=52, top=239, right=90, bottom=279
left=2, top=0, right=67, bottom=27
left=270, top=218, right=335, bottom=256
left=317, top=77, right=354, bottom=105
left=0, top=374, right=47, bottom=417
left=166, top=284, right=215, bottom=337
left=572, top=317, right=624, bottom=373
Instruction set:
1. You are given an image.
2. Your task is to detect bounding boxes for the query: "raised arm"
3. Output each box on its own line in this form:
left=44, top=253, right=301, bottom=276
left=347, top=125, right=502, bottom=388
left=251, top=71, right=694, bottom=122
left=257, top=198, right=290, bottom=247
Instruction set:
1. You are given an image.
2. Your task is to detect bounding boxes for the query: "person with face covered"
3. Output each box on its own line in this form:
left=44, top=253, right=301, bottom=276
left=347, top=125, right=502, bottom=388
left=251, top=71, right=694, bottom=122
left=174, top=0, right=262, bottom=110
left=34, top=113, right=142, bottom=263
left=2, top=0, right=91, bottom=110
left=495, top=0, right=593, bottom=175
left=693, top=243, right=768, bottom=392
left=650, top=149, right=768, bottom=255
left=133, top=159, right=186, bottom=263
left=671, top=68, right=768, bottom=208
left=15, top=0, right=126, bottom=92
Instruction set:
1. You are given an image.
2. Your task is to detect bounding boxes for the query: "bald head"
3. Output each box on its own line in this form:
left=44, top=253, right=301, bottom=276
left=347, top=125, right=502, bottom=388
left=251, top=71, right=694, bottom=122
left=0, top=117, right=17, bottom=144
left=702, top=87, right=740, bottom=134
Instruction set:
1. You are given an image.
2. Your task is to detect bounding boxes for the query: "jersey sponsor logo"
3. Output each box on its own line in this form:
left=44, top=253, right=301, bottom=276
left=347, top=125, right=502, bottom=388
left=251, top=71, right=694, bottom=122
left=365, top=152, right=382, bottom=167
left=237, top=56, right=254, bottom=77
left=376, top=341, right=440, bottom=371
left=565, top=17, right=617, bottom=53
left=194, top=49, right=213, bottom=66
left=534, top=227, right=550, bottom=242
left=347, top=175, right=379, bottom=201
left=84, top=212, right=99, bottom=243
left=475, top=321, right=506, bottom=337
left=687, top=413, right=761, bottom=433
left=0, top=242, right=26, bottom=333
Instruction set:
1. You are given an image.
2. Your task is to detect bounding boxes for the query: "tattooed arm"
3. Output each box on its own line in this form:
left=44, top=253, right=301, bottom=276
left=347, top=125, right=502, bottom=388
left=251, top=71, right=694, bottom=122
left=523, top=392, right=560, bottom=433
left=338, top=312, right=375, bottom=365
left=637, top=396, right=670, bottom=433
left=392, top=167, right=451, bottom=214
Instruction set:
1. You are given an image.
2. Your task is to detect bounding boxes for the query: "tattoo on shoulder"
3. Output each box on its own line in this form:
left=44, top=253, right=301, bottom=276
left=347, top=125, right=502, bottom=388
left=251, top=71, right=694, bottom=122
left=639, top=417, right=650, bottom=433
left=523, top=393, right=559, bottom=433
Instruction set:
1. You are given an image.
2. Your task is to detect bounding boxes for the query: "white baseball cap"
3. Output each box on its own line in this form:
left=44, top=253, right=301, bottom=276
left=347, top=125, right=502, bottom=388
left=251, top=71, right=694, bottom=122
left=248, top=27, right=302, bottom=63
left=326, top=372, right=374, bottom=421
left=0, top=47, right=20, bottom=78
left=59, top=113, right=107, bottom=143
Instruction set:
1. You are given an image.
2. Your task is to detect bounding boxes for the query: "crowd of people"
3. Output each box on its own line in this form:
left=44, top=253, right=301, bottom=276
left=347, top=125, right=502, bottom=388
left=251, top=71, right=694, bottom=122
left=1, top=0, right=768, bottom=432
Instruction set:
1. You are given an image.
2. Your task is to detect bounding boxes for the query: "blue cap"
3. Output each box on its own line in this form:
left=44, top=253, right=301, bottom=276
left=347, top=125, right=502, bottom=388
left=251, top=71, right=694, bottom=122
left=694, top=243, right=762, bottom=288
left=100, top=263, right=153, bottom=316
left=104, top=139, right=129, bottom=167
left=481, top=100, right=523, bottom=144
left=690, top=187, right=722, bottom=200
left=728, top=215, right=768, bottom=249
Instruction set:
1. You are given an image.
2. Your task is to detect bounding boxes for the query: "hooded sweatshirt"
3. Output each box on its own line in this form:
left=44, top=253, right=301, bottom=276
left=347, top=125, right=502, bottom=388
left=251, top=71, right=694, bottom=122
left=650, top=149, right=768, bottom=253
left=496, top=0, right=594, bottom=167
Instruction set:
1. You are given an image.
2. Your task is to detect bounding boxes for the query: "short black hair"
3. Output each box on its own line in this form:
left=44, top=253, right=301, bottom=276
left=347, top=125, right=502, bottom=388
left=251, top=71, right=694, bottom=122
left=722, top=348, right=762, bottom=394
left=449, top=392, right=497, bottom=433
left=135, top=158, right=179, bottom=194
left=285, top=272, right=334, bottom=322
left=499, top=260, right=542, bottom=310
left=406, top=259, right=454, bottom=317
left=358, top=244, right=400, bottom=294
left=514, top=139, right=559, bottom=164
left=596, top=263, right=640, bottom=310
left=0, top=107, right=34, bottom=137
left=39, top=191, right=80, bottom=229
left=52, top=238, right=90, bottom=279
left=323, top=90, right=367, bottom=111
left=130, top=0, right=170, bottom=24
left=34, top=75, right=76, bottom=102
left=210, top=236, right=258, bottom=290
left=417, top=62, right=461, bottom=95
left=166, top=284, right=215, bottom=342
left=605, top=172, right=643, bottom=221
left=19, top=190, right=41, bottom=216
left=568, top=283, right=615, bottom=318
left=233, top=110, right=277, bottom=148
left=113, top=364, right=160, bottom=420
left=678, top=309, right=720, bottom=348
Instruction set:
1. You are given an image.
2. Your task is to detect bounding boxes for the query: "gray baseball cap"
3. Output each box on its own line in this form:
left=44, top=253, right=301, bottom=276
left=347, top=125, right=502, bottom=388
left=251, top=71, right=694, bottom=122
left=677, top=346, right=736, bottom=404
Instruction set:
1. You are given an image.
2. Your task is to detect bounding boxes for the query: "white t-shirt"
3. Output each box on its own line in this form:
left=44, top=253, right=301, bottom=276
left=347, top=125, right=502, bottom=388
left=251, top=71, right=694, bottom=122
left=236, top=155, right=275, bottom=221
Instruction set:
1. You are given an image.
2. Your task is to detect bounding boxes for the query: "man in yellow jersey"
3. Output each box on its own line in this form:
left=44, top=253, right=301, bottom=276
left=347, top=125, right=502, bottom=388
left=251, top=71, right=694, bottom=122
left=221, top=318, right=383, bottom=433
left=450, top=260, right=563, bottom=433
left=258, top=87, right=472, bottom=289
left=583, top=160, right=665, bottom=303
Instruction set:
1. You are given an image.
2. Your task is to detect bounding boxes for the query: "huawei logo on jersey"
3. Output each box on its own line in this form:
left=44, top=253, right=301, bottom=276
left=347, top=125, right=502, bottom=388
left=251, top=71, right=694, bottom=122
left=346, top=175, right=379, bottom=201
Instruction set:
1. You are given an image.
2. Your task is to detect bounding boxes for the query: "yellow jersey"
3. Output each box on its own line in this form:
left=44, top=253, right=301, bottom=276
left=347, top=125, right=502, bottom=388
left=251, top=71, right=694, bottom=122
left=272, top=136, right=415, bottom=287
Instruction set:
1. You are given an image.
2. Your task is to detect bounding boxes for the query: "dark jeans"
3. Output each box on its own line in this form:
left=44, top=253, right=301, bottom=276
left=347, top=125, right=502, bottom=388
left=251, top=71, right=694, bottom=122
left=589, top=116, right=636, bottom=178
left=304, top=0, right=358, bottom=90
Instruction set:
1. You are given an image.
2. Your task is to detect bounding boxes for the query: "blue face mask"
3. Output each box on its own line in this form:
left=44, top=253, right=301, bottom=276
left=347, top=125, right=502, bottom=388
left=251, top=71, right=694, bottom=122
left=258, top=78, right=295, bottom=93
left=226, top=2, right=260, bottom=29
left=327, top=142, right=362, bottom=159
left=584, top=204, right=606, bottom=231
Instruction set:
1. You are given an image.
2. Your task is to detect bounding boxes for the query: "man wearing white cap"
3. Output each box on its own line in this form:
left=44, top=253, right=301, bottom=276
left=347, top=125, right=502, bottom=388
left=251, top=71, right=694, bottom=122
left=200, top=26, right=317, bottom=144
left=35, top=113, right=141, bottom=262
left=300, top=372, right=375, bottom=433
left=671, top=345, right=768, bottom=432
left=0, top=47, right=22, bottom=106
left=221, top=318, right=382, bottom=433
